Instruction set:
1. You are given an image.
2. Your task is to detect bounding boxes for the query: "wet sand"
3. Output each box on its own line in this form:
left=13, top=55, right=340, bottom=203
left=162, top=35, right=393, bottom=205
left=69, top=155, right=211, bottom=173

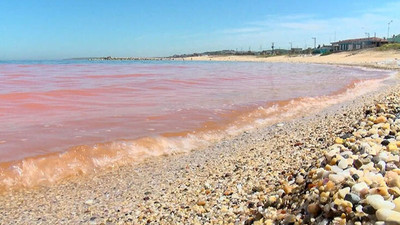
left=1, top=50, right=400, bottom=224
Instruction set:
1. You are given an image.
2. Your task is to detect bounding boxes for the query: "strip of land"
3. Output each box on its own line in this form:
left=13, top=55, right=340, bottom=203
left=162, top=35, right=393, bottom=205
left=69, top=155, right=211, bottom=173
left=181, top=49, right=400, bottom=70
left=1, top=49, right=400, bottom=224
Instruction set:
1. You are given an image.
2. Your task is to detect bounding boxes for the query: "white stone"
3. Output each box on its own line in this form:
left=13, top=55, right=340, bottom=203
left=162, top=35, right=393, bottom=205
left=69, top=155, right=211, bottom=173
left=377, top=161, right=386, bottom=171
left=352, top=182, right=369, bottom=194
left=367, top=195, right=395, bottom=210
left=378, top=152, right=389, bottom=161
left=329, top=174, right=345, bottom=184
left=342, top=169, right=351, bottom=178
left=331, top=166, right=343, bottom=174
left=338, top=159, right=348, bottom=169
left=85, top=199, right=94, bottom=205
left=338, top=187, right=350, bottom=198
left=326, top=149, right=339, bottom=161
left=394, top=197, right=400, bottom=212
left=376, top=209, right=400, bottom=223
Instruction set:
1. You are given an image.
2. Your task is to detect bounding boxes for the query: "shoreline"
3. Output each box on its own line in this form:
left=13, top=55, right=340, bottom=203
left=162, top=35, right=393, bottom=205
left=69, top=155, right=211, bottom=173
left=179, top=49, right=400, bottom=71
left=1, top=53, right=400, bottom=223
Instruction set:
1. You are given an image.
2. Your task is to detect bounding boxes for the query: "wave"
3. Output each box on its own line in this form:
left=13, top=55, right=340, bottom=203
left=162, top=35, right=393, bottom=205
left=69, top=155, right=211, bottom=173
left=0, top=76, right=389, bottom=192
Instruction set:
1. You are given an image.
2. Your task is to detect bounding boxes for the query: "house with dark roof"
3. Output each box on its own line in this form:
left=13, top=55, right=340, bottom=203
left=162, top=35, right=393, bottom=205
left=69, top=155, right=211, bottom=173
left=331, top=37, right=388, bottom=51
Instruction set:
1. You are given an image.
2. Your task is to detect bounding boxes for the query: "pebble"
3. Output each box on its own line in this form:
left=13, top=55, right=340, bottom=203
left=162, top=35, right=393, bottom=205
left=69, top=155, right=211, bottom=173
left=344, top=193, right=360, bottom=205
left=376, top=209, right=400, bottom=223
left=352, top=182, right=369, bottom=194
left=84, top=199, right=94, bottom=205
left=329, top=174, right=345, bottom=184
left=366, top=195, right=395, bottom=210
left=338, top=187, right=350, bottom=198
left=388, top=143, right=398, bottom=151
left=394, top=197, right=400, bottom=212
left=307, top=203, right=321, bottom=217
left=338, top=160, right=348, bottom=169
left=375, top=116, right=387, bottom=124
left=197, top=200, right=206, bottom=206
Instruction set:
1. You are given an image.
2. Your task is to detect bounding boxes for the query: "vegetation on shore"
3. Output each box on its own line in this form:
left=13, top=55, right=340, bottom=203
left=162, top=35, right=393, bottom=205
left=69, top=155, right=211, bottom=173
left=377, top=43, right=400, bottom=51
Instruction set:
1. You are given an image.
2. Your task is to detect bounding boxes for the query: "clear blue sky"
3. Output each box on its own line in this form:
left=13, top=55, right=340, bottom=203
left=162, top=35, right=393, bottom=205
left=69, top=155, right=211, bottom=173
left=0, top=0, right=399, bottom=59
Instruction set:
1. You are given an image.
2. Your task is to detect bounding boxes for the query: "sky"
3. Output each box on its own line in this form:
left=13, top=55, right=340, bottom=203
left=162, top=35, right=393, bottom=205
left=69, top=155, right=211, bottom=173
left=0, top=0, right=399, bottom=60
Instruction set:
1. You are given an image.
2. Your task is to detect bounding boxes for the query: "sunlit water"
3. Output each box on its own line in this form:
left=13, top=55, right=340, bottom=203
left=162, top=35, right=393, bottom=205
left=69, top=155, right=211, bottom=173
left=0, top=60, right=392, bottom=190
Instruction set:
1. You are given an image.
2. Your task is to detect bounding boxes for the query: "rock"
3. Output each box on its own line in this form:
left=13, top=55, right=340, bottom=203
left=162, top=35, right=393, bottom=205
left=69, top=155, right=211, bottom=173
left=372, top=156, right=381, bottom=164
left=366, top=194, right=395, bottom=210
left=307, top=203, right=321, bottom=217
left=381, top=140, right=391, bottom=146
left=252, top=186, right=264, bottom=193
left=283, top=214, right=296, bottom=224
left=344, top=193, right=361, bottom=205
left=353, top=159, right=363, bottom=169
left=338, top=160, right=348, bottom=169
left=329, top=174, right=345, bottom=184
left=224, top=189, right=233, bottom=196
left=283, top=184, right=293, bottom=194
left=386, top=171, right=400, bottom=187
left=377, top=161, right=386, bottom=172
left=325, top=180, right=335, bottom=191
left=388, top=143, right=398, bottom=151
left=338, top=187, right=350, bottom=198
left=335, top=137, right=344, bottom=144
left=197, top=200, right=206, bottom=206
left=382, top=123, right=391, bottom=130
left=362, top=205, right=376, bottom=215
left=370, top=187, right=389, bottom=197
left=376, top=209, right=400, bottom=223
left=331, top=166, right=343, bottom=174
left=352, top=182, right=369, bottom=194
left=352, top=174, right=360, bottom=181
left=394, top=197, right=400, bottom=212
left=296, top=175, right=304, bottom=184
left=84, top=199, right=94, bottom=205
left=389, top=187, right=400, bottom=198
left=375, top=116, right=387, bottom=124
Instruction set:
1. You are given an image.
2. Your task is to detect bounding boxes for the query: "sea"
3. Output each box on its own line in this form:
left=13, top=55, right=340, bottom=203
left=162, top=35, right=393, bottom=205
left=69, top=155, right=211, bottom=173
left=0, top=60, right=393, bottom=190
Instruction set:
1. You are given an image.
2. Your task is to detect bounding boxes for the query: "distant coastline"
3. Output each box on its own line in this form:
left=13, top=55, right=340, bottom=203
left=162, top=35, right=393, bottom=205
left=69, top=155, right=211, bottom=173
left=65, top=56, right=165, bottom=61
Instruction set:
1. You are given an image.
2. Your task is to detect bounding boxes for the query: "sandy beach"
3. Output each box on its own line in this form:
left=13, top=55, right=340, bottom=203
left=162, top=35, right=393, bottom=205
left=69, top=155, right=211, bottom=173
left=1, top=50, right=400, bottom=224
left=181, top=49, right=400, bottom=70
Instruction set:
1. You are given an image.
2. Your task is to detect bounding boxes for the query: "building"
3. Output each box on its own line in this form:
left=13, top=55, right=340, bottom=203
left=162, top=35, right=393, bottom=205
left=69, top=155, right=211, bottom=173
left=290, top=48, right=302, bottom=54
left=388, top=34, right=400, bottom=43
left=319, top=45, right=333, bottom=54
left=331, top=37, right=388, bottom=51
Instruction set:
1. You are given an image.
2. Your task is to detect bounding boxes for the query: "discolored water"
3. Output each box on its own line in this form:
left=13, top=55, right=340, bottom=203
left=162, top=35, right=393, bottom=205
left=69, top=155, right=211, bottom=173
left=0, top=60, right=391, bottom=189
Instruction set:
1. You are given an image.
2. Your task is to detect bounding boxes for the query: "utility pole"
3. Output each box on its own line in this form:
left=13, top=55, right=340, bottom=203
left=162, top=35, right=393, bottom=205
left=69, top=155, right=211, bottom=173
left=271, top=42, right=275, bottom=54
left=289, top=42, right=292, bottom=50
left=312, top=37, right=316, bottom=49
left=388, top=20, right=393, bottom=39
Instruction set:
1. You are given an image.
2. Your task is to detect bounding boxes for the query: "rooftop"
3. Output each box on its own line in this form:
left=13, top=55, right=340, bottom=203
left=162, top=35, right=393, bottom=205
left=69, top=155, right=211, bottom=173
left=332, top=37, right=388, bottom=44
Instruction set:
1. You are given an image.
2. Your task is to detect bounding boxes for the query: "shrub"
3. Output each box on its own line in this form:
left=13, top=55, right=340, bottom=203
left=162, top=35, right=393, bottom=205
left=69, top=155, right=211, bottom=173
left=376, top=43, right=400, bottom=51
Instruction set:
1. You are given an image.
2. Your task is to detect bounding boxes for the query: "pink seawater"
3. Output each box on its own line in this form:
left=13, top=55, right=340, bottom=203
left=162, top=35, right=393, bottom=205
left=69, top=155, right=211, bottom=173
left=0, top=60, right=391, bottom=189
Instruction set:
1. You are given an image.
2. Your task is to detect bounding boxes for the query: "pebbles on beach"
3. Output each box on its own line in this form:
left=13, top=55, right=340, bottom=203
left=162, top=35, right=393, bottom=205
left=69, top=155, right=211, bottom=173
left=248, top=96, right=400, bottom=224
